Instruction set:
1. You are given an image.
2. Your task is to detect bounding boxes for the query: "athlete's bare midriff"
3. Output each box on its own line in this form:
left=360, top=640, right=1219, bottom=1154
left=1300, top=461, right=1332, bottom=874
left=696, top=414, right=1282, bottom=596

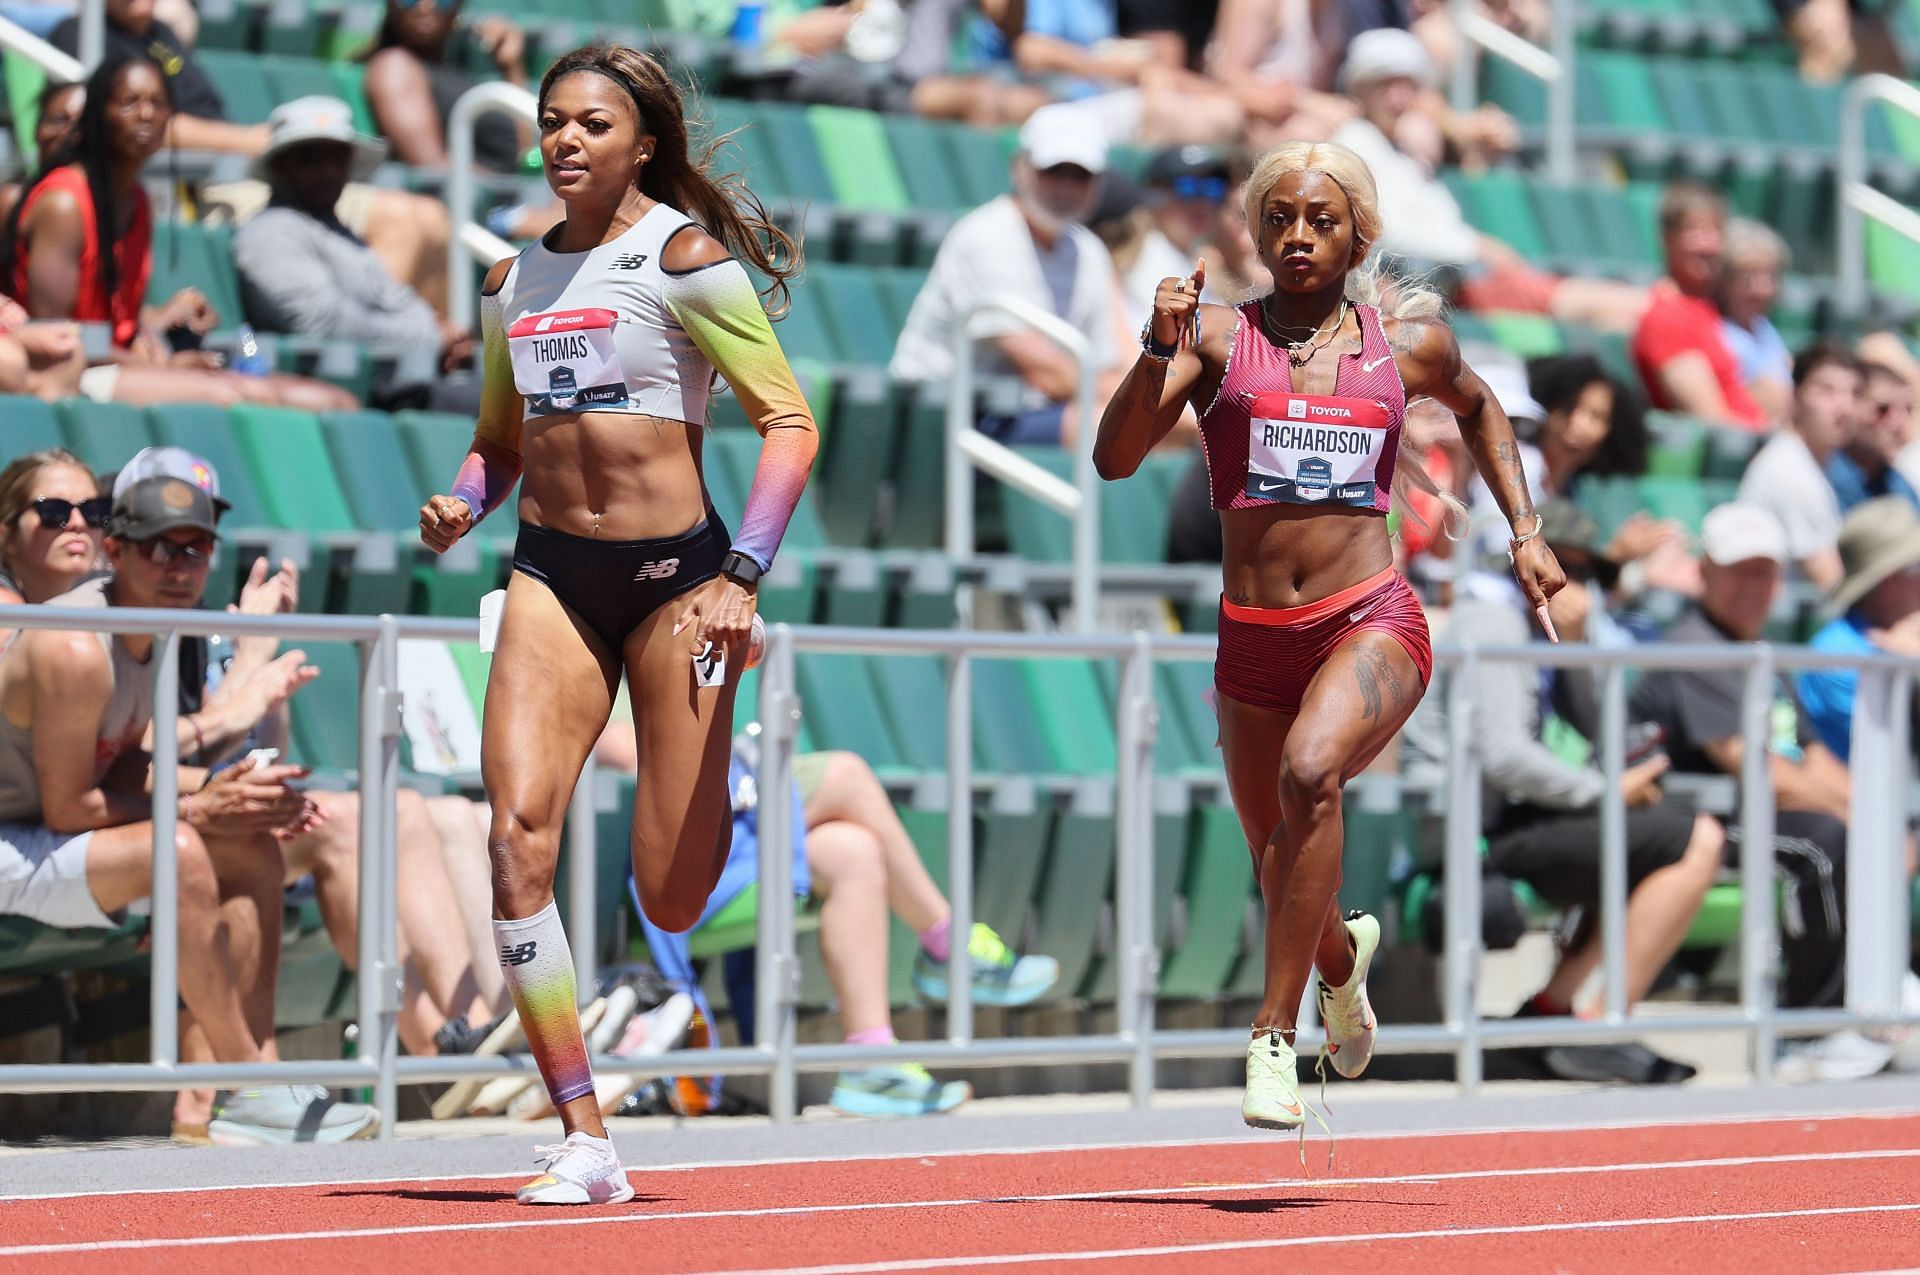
left=1221, top=503, right=1394, bottom=610
left=514, top=409, right=711, bottom=540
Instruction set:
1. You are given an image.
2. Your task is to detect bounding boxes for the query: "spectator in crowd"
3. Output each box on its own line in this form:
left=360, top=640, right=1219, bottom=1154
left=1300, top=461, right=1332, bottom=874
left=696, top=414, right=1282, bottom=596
left=362, top=0, right=529, bottom=172
left=974, top=0, right=1248, bottom=145
left=0, top=80, right=86, bottom=223
left=0, top=448, right=102, bottom=650
left=1737, top=343, right=1858, bottom=590
left=1628, top=502, right=1892, bottom=1081
left=1119, top=0, right=1220, bottom=67
left=49, top=0, right=455, bottom=307
left=1828, top=361, right=1920, bottom=514
left=1204, top=0, right=1361, bottom=143
left=1410, top=501, right=1719, bottom=1083
left=1330, top=29, right=1645, bottom=331
left=1632, top=183, right=1769, bottom=430
left=1100, top=147, right=1235, bottom=329
left=1, top=55, right=359, bottom=412
left=1717, top=217, right=1796, bottom=425
left=1777, top=0, right=1901, bottom=83
left=891, top=105, right=1131, bottom=447
left=0, top=295, right=84, bottom=403
left=637, top=736, right=1060, bottom=1117
left=0, top=471, right=383, bottom=1141
left=52, top=0, right=265, bottom=154
left=1797, top=497, right=1920, bottom=763
left=231, top=99, right=474, bottom=395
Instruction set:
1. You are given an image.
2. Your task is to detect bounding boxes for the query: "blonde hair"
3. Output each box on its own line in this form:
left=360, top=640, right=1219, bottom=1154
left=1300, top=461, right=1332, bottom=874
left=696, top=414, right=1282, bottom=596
left=1242, top=140, right=1445, bottom=322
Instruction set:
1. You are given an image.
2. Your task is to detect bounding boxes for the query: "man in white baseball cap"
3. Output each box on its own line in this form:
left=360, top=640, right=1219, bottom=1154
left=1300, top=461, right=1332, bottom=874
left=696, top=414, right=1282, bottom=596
left=1630, top=502, right=1888, bottom=1080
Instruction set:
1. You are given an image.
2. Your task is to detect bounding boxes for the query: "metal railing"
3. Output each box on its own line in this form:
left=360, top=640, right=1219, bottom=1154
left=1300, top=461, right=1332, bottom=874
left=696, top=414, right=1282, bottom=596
left=0, top=12, right=83, bottom=88
left=1449, top=0, right=1574, bottom=183
left=446, top=81, right=536, bottom=334
left=2, top=611, right=1916, bottom=1124
left=945, top=296, right=1102, bottom=633
left=1837, top=73, right=1920, bottom=313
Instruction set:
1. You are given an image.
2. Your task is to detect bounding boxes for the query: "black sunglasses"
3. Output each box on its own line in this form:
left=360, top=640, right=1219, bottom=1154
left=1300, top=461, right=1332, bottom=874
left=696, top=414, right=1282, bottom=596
left=24, top=496, right=111, bottom=530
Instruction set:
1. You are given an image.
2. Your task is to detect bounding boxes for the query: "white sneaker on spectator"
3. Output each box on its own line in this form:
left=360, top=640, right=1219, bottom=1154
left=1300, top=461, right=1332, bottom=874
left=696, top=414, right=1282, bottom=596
left=208, top=1085, right=379, bottom=1145
left=1774, top=1030, right=1895, bottom=1084
left=1869, top=972, right=1920, bottom=1073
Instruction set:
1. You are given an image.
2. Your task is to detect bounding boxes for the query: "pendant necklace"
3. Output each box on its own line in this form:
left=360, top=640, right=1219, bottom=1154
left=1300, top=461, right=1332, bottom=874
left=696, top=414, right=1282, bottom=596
left=1260, top=300, right=1347, bottom=368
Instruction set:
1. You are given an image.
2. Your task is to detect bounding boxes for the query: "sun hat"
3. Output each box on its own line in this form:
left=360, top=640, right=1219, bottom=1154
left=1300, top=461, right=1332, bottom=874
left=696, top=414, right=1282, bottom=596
left=250, top=95, right=387, bottom=184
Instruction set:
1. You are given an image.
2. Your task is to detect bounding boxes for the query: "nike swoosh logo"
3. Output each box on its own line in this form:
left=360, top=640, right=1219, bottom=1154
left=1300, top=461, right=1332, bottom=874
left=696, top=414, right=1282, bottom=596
left=1279, top=1101, right=1301, bottom=1115
left=1360, top=354, right=1393, bottom=373
left=1253, top=478, right=1285, bottom=495
left=1348, top=604, right=1376, bottom=624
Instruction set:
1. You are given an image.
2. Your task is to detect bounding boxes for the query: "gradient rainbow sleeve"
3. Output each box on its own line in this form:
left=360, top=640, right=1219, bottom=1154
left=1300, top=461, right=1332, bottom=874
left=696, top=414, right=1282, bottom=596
left=663, top=259, right=818, bottom=571
left=449, top=288, right=525, bottom=522
left=493, top=902, right=593, bottom=1105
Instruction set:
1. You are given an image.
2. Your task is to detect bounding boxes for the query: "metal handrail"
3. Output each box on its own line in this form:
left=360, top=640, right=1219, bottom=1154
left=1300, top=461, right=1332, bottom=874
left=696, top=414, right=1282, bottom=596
left=945, top=294, right=1101, bottom=633
left=1837, top=74, right=1920, bottom=312
left=1, top=609, right=1914, bottom=1122
left=445, top=81, right=537, bottom=333
left=0, top=13, right=83, bottom=85
left=1449, top=0, right=1574, bottom=183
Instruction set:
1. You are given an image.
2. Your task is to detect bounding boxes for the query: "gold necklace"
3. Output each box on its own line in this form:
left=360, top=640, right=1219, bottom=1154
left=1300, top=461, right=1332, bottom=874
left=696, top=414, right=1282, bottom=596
left=1260, top=300, right=1347, bottom=368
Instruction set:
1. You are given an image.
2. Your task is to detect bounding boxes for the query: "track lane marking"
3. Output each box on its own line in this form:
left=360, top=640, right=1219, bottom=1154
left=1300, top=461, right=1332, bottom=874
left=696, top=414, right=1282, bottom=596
left=670, top=1203, right=1920, bottom=1274
left=4, top=1146, right=1919, bottom=1257
left=5, top=1108, right=1918, bottom=1202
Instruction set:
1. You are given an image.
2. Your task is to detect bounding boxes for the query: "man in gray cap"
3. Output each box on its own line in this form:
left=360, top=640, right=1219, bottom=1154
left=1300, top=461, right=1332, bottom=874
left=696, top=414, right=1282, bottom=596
left=0, top=475, right=380, bottom=1143
left=231, top=96, right=471, bottom=375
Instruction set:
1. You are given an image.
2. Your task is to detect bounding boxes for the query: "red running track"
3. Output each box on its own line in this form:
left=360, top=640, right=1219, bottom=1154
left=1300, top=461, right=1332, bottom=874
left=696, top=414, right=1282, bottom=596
left=3, top=1114, right=1919, bottom=1273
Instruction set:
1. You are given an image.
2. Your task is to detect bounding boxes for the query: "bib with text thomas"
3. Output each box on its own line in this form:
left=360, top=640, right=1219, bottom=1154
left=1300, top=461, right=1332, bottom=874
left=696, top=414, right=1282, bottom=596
left=508, top=308, right=629, bottom=415
left=1245, top=392, right=1391, bottom=507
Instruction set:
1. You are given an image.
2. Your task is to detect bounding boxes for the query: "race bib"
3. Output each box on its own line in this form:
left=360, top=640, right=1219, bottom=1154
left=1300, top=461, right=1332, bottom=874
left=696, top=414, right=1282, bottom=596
left=508, top=308, right=629, bottom=415
left=1245, top=392, right=1391, bottom=507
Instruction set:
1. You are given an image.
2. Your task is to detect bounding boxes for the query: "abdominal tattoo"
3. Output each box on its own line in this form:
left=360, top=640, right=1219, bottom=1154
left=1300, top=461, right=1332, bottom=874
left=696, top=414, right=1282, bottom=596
left=1353, top=644, right=1405, bottom=722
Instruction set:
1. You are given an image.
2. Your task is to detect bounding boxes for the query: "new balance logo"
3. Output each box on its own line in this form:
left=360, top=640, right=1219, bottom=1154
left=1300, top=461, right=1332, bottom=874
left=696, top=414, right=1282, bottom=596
left=611, top=253, right=649, bottom=270
left=500, top=941, right=538, bottom=966
left=633, top=557, right=680, bottom=581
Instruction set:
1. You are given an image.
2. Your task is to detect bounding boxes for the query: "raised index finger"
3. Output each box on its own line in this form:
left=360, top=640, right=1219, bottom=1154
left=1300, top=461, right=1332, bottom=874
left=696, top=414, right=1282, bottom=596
left=1191, top=257, right=1207, bottom=292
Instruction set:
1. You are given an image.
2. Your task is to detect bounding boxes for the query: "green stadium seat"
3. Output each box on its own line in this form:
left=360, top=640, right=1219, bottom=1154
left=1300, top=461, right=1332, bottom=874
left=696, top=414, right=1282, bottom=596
left=870, top=652, right=948, bottom=771
left=1001, top=445, right=1072, bottom=563
left=56, top=400, right=155, bottom=477
left=319, top=410, right=432, bottom=533
left=883, top=113, right=969, bottom=212
left=1644, top=412, right=1709, bottom=478
left=818, top=369, right=898, bottom=546
left=2, top=396, right=66, bottom=458
left=806, top=105, right=909, bottom=214
left=147, top=223, right=246, bottom=334
left=886, top=381, right=947, bottom=548
left=227, top=405, right=358, bottom=534
left=944, top=123, right=1014, bottom=208
left=819, top=552, right=886, bottom=626
left=288, top=639, right=363, bottom=771
left=1029, top=785, right=1116, bottom=1001
left=795, top=653, right=904, bottom=770
left=1588, top=50, right=1669, bottom=135
left=195, top=49, right=278, bottom=125
left=1158, top=804, right=1253, bottom=1000
left=1484, top=312, right=1564, bottom=358
left=971, top=657, right=1056, bottom=775
left=808, top=262, right=900, bottom=367
left=1020, top=658, right=1117, bottom=776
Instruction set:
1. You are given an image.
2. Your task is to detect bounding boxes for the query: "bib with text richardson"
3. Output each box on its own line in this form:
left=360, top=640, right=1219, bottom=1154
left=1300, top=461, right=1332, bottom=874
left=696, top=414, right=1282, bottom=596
left=1244, top=392, right=1391, bottom=507
left=508, top=308, right=629, bottom=415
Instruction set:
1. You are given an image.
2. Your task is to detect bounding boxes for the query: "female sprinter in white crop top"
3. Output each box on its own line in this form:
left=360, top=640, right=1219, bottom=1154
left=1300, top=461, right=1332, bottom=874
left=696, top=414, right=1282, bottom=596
left=418, top=44, right=815, bottom=1206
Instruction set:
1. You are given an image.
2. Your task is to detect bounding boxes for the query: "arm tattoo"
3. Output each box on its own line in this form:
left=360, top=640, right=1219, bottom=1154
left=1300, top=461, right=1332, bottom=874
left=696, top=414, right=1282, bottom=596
left=1495, top=440, right=1520, bottom=470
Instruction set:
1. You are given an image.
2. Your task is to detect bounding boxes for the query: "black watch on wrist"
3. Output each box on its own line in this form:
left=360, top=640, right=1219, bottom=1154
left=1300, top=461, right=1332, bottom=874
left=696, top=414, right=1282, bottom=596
left=720, top=550, right=764, bottom=588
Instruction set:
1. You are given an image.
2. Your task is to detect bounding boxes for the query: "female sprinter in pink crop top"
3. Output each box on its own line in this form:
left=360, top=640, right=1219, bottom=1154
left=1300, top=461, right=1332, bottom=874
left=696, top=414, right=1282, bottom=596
left=1093, top=140, right=1562, bottom=1141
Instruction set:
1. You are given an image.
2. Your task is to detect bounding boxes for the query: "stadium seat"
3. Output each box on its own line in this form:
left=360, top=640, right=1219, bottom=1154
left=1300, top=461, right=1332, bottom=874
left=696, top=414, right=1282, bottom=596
left=806, top=105, right=910, bottom=215
left=287, top=638, right=364, bottom=771
left=194, top=49, right=279, bottom=125
left=970, top=657, right=1058, bottom=775
left=144, top=404, right=273, bottom=532
left=48, top=400, right=146, bottom=477
left=795, top=653, right=906, bottom=773
left=883, top=113, right=969, bottom=212
left=1027, top=783, right=1117, bottom=1002
left=227, top=405, right=359, bottom=535
left=319, top=410, right=431, bottom=535
left=1157, top=804, right=1254, bottom=1001
left=1019, top=658, right=1117, bottom=775
left=869, top=652, right=948, bottom=772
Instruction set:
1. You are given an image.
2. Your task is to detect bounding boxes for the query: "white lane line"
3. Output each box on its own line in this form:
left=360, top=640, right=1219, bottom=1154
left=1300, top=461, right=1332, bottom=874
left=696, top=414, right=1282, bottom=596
left=2, top=1146, right=1918, bottom=1257
left=7, top=1106, right=1919, bottom=1203
left=670, top=1203, right=1920, bottom=1275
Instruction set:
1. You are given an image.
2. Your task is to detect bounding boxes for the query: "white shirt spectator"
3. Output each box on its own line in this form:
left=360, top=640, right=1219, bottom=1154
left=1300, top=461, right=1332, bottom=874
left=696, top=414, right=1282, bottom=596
left=890, top=194, right=1119, bottom=405
left=1120, top=226, right=1191, bottom=331
left=1738, top=429, right=1842, bottom=564
left=1330, top=118, right=1483, bottom=267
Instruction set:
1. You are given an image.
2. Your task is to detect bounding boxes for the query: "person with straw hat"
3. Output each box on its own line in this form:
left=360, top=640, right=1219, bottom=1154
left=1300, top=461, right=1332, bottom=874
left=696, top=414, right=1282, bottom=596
left=1797, top=496, right=1920, bottom=763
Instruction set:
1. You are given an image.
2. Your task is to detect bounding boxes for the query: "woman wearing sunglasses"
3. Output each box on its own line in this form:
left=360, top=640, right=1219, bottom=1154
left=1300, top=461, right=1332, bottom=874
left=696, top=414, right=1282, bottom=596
left=0, top=447, right=106, bottom=650
left=420, top=44, right=814, bottom=1206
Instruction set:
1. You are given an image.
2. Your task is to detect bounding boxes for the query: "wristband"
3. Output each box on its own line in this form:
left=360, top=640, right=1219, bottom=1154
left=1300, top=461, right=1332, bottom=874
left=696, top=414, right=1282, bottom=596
left=1508, top=511, right=1543, bottom=553
left=1138, top=321, right=1178, bottom=361
left=721, top=550, right=764, bottom=588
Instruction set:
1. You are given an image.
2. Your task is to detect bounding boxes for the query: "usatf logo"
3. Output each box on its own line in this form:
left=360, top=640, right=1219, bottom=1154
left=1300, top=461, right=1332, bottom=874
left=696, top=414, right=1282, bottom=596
left=611, top=253, right=649, bottom=270
left=633, top=557, right=681, bottom=581
left=499, top=941, right=538, bottom=966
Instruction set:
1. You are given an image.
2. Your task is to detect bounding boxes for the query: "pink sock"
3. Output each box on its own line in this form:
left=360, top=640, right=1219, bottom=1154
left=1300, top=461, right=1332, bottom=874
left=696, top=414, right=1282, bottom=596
left=919, top=915, right=953, bottom=962
left=845, top=1026, right=895, bottom=1047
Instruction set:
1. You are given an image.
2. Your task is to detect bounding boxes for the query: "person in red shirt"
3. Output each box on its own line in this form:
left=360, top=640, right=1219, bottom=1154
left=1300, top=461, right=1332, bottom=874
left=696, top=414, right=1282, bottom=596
left=1630, top=182, right=1769, bottom=431
left=1, top=54, right=354, bottom=412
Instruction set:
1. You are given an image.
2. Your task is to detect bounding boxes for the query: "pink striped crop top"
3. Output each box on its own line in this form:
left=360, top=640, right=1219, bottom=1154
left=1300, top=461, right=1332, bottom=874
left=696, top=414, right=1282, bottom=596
left=1195, top=300, right=1408, bottom=514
